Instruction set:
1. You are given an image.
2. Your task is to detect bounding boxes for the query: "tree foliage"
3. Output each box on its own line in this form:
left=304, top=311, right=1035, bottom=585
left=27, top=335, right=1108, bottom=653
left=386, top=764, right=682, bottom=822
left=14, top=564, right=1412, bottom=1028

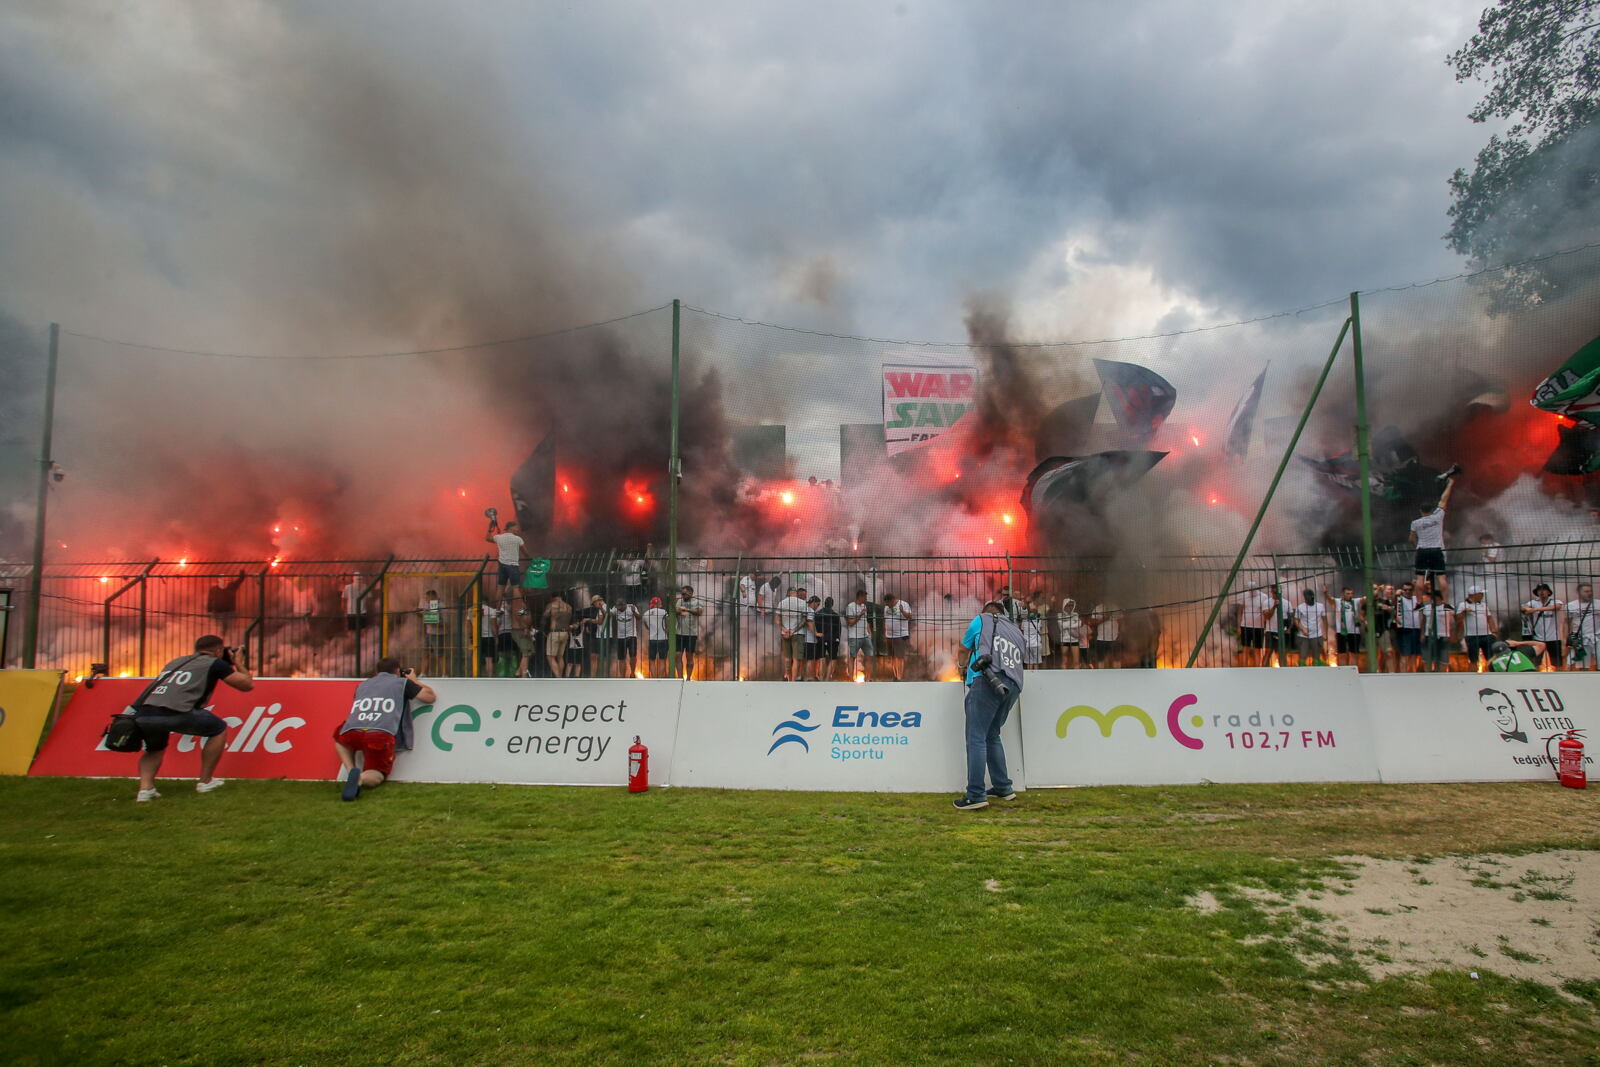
left=1447, top=0, right=1600, bottom=306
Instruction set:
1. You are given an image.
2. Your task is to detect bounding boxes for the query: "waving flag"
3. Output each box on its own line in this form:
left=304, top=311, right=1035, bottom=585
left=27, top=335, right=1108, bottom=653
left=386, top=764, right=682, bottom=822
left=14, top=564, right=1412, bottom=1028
left=1093, top=359, right=1176, bottom=440
left=1532, top=333, right=1600, bottom=425
left=1544, top=421, right=1600, bottom=475
left=1223, top=366, right=1268, bottom=461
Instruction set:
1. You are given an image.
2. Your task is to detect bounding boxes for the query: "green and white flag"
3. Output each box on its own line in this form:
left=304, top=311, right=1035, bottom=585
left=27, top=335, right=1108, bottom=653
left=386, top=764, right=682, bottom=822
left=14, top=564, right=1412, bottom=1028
left=1531, top=334, right=1600, bottom=424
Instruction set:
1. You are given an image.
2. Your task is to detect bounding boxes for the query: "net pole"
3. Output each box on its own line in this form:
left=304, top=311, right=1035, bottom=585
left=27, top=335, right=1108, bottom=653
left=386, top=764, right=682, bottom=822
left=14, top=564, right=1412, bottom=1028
left=666, top=300, right=681, bottom=676
left=1185, top=315, right=1352, bottom=666
left=23, top=323, right=59, bottom=669
left=1350, top=291, right=1378, bottom=674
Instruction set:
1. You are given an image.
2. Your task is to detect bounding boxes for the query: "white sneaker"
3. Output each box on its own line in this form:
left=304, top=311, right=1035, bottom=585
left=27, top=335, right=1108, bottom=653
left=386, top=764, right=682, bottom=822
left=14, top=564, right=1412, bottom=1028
left=195, top=778, right=226, bottom=794
left=136, top=788, right=160, bottom=802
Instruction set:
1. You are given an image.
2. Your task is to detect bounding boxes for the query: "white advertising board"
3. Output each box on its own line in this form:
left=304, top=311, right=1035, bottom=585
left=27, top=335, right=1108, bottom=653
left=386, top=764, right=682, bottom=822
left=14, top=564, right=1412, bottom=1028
left=391, top=679, right=683, bottom=786
left=882, top=359, right=979, bottom=455
left=1019, top=668, right=1379, bottom=787
left=1361, top=674, right=1597, bottom=783
left=670, top=681, right=1024, bottom=792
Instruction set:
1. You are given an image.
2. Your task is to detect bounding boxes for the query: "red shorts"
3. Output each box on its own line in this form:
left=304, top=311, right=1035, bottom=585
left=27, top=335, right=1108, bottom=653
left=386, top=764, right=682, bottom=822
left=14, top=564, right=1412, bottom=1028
left=334, top=727, right=398, bottom=778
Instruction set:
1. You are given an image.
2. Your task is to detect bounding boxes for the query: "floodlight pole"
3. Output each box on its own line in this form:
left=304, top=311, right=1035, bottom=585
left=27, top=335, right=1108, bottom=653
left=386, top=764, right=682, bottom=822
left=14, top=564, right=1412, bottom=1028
left=23, top=323, right=59, bottom=669
left=1350, top=291, right=1378, bottom=674
left=666, top=299, right=681, bottom=674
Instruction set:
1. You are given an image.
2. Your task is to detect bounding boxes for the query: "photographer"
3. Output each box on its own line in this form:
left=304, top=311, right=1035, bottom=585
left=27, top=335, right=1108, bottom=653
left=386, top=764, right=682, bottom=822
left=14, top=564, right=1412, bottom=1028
left=130, top=635, right=255, bottom=802
left=333, top=657, right=436, bottom=801
left=954, top=600, right=1025, bottom=811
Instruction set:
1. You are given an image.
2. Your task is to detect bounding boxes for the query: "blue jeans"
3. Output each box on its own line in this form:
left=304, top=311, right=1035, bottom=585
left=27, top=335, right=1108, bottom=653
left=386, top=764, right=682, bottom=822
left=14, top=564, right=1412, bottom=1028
left=964, top=679, right=1017, bottom=802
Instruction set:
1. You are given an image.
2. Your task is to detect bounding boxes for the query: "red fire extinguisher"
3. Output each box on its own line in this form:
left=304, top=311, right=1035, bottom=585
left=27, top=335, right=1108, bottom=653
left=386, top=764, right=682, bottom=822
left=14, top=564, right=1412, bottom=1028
left=628, top=736, right=649, bottom=793
left=1544, top=729, right=1587, bottom=790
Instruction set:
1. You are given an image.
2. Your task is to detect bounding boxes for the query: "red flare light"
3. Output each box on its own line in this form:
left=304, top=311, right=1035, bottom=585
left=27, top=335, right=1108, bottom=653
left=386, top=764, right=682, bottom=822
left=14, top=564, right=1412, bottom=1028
left=1001, top=513, right=1014, bottom=525
left=1191, top=434, right=1201, bottom=447
left=458, top=488, right=467, bottom=498
left=780, top=491, right=795, bottom=506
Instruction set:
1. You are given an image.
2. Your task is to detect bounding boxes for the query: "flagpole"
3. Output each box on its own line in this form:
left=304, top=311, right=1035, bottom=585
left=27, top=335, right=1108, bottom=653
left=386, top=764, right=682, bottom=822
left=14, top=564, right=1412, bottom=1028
left=1186, top=316, right=1352, bottom=667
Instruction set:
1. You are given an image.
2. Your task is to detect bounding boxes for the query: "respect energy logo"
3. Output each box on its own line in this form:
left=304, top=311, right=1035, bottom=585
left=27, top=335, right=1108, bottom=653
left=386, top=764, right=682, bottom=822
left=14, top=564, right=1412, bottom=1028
left=768, top=709, right=820, bottom=755
left=1056, top=694, right=1204, bottom=749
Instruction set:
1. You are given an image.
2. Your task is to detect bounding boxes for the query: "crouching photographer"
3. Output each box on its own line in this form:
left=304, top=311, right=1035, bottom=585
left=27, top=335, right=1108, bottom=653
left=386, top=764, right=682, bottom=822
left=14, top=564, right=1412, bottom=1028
left=953, top=601, right=1025, bottom=811
left=127, top=635, right=255, bottom=802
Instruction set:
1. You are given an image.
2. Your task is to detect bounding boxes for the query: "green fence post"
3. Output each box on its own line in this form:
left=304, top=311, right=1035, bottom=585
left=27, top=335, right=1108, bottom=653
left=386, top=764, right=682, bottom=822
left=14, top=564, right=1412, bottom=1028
left=1350, top=291, right=1378, bottom=674
left=666, top=299, right=681, bottom=676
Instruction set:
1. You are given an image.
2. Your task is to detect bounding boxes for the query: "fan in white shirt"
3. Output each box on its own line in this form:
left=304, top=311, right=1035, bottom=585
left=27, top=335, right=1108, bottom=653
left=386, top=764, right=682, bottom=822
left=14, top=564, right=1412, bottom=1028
left=1291, top=591, right=1326, bottom=666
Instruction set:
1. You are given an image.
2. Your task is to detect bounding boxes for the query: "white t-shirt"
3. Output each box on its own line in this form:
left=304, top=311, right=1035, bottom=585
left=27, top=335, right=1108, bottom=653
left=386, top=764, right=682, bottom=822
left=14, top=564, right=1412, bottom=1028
left=1293, top=602, right=1326, bottom=639
left=1410, top=509, right=1445, bottom=550
left=883, top=601, right=911, bottom=638
left=1396, top=595, right=1421, bottom=630
left=592, top=606, right=613, bottom=638
left=1263, top=597, right=1292, bottom=634
left=843, top=601, right=871, bottom=638
left=1332, top=598, right=1360, bottom=635
left=803, top=607, right=817, bottom=643
left=1093, top=605, right=1120, bottom=642
left=343, top=581, right=364, bottom=615
left=1481, top=541, right=1503, bottom=563
left=739, top=575, right=758, bottom=609
left=1420, top=601, right=1454, bottom=639
left=480, top=603, right=501, bottom=638
left=619, top=558, right=643, bottom=586
left=611, top=604, right=638, bottom=639
left=1567, top=599, right=1600, bottom=641
left=642, top=607, right=668, bottom=641
left=492, top=532, right=525, bottom=566
left=776, top=595, right=810, bottom=633
left=1023, top=616, right=1044, bottom=650
left=1459, top=600, right=1492, bottom=637
left=1525, top=598, right=1560, bottom=641
left=1238, top=590, right=1270, bottom=629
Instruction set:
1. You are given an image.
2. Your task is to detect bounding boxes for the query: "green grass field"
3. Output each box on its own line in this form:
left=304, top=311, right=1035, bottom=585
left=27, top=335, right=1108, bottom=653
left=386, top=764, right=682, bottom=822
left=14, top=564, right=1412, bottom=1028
left=2, top=778, right=1597, bottom=1065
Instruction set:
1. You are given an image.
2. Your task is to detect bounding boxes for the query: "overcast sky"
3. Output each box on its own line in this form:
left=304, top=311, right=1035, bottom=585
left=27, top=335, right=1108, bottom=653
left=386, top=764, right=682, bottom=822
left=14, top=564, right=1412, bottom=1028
left=0, top=0, right=1494, bottom=349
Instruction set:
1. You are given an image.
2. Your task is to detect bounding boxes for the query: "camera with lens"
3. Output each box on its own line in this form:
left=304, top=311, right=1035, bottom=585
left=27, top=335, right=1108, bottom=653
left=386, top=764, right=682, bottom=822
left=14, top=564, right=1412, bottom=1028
left=969, top=654, right=1010, bottom=698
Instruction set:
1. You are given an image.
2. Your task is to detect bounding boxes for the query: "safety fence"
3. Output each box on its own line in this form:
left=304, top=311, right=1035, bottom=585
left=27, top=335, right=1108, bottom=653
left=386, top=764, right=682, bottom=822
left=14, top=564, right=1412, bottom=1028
left=6, top=539, right=1600, bottom=679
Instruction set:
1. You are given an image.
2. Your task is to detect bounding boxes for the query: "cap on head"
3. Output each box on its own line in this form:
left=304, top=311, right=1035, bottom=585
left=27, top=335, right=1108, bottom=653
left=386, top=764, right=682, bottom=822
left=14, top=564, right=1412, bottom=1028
left=1467, top=585, right=1485, bottom=597
left=1491, top=641, right=1510, bottom=657
left=650, top=596, right=662, bottom=606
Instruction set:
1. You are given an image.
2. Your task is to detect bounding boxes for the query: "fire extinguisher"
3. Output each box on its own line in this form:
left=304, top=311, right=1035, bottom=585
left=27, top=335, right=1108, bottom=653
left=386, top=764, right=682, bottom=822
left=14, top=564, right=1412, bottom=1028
left=1543, top=729, right=1587, bottom=790
left=628, top=735, right=649, bottom=793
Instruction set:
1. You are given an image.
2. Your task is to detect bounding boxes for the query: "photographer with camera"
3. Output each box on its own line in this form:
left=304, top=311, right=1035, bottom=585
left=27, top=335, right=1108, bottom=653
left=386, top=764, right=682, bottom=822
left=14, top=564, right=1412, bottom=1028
left=333, top=657, right=436, bottom=801
left=129, top=635, right=255, bottom=802
left=953, top=600, right=1025, bottom=811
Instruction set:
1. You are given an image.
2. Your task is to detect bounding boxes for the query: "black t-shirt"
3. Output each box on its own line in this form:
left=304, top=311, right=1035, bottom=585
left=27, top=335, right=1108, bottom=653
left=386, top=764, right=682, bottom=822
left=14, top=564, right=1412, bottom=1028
left=193, top=657, right=239, bottom=705
left=816, top=608, right=841, bottom=641
left=1373, top=599, right=1395, bottom=632
left=402, top=679, right=422, bottom=702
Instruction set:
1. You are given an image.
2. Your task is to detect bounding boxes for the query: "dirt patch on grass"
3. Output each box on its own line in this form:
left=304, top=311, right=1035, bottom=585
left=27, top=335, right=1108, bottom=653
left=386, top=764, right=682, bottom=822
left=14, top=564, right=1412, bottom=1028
left=1219, top=850, right=1600, bottom=990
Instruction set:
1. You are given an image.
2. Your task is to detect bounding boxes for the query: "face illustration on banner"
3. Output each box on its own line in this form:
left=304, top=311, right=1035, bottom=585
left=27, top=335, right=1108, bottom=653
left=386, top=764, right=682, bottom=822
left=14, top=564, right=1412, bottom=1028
left=768, top=705, right=924, bottom=762
left=1477, top=688, right=1528, bottom=744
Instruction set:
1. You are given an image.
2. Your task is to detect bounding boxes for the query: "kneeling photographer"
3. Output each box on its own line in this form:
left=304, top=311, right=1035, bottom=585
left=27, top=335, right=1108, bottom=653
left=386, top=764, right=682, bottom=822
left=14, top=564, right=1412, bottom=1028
left=954, top=600, right=1025, bottom=811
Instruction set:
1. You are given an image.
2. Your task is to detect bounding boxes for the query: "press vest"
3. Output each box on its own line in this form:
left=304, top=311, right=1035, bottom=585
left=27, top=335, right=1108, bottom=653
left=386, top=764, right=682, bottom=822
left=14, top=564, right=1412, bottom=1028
left=973, top=613, right=1026, bottom=693
left=340, top=672, right=414, bottom=743
left=138, top=653, right=218, bottom=713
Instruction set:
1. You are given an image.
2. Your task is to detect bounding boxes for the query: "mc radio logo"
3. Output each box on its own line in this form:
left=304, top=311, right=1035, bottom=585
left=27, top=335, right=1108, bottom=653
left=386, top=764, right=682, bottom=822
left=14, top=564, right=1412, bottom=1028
left=1055, top=692, right=1336, bottom=754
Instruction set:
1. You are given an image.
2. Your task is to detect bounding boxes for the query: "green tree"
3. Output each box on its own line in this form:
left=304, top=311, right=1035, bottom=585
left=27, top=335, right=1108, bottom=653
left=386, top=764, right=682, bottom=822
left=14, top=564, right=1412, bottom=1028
left=1447, top=0, right=1600, bottom=306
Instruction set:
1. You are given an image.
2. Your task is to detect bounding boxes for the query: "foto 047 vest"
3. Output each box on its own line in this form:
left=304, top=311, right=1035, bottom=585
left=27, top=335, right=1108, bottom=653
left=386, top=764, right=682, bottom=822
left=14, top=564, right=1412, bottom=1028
left=138, top=653, right=216, bottom=713
left=341, top=672, right=412, bottom=737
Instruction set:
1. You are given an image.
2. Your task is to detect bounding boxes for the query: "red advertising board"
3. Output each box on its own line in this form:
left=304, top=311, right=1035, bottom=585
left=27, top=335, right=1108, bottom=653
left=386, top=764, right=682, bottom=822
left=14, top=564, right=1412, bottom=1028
left=30, top=678, right=359, bottom=780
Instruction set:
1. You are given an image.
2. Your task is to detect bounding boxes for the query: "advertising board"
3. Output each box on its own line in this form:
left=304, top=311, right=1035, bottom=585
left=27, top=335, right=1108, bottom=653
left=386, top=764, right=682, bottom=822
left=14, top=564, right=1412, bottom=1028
left=670, top=681, right=1024, bottom=791
left=0, top=670, right=64, bottom=775
left=1019, top=667, right=1379, bottom=787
